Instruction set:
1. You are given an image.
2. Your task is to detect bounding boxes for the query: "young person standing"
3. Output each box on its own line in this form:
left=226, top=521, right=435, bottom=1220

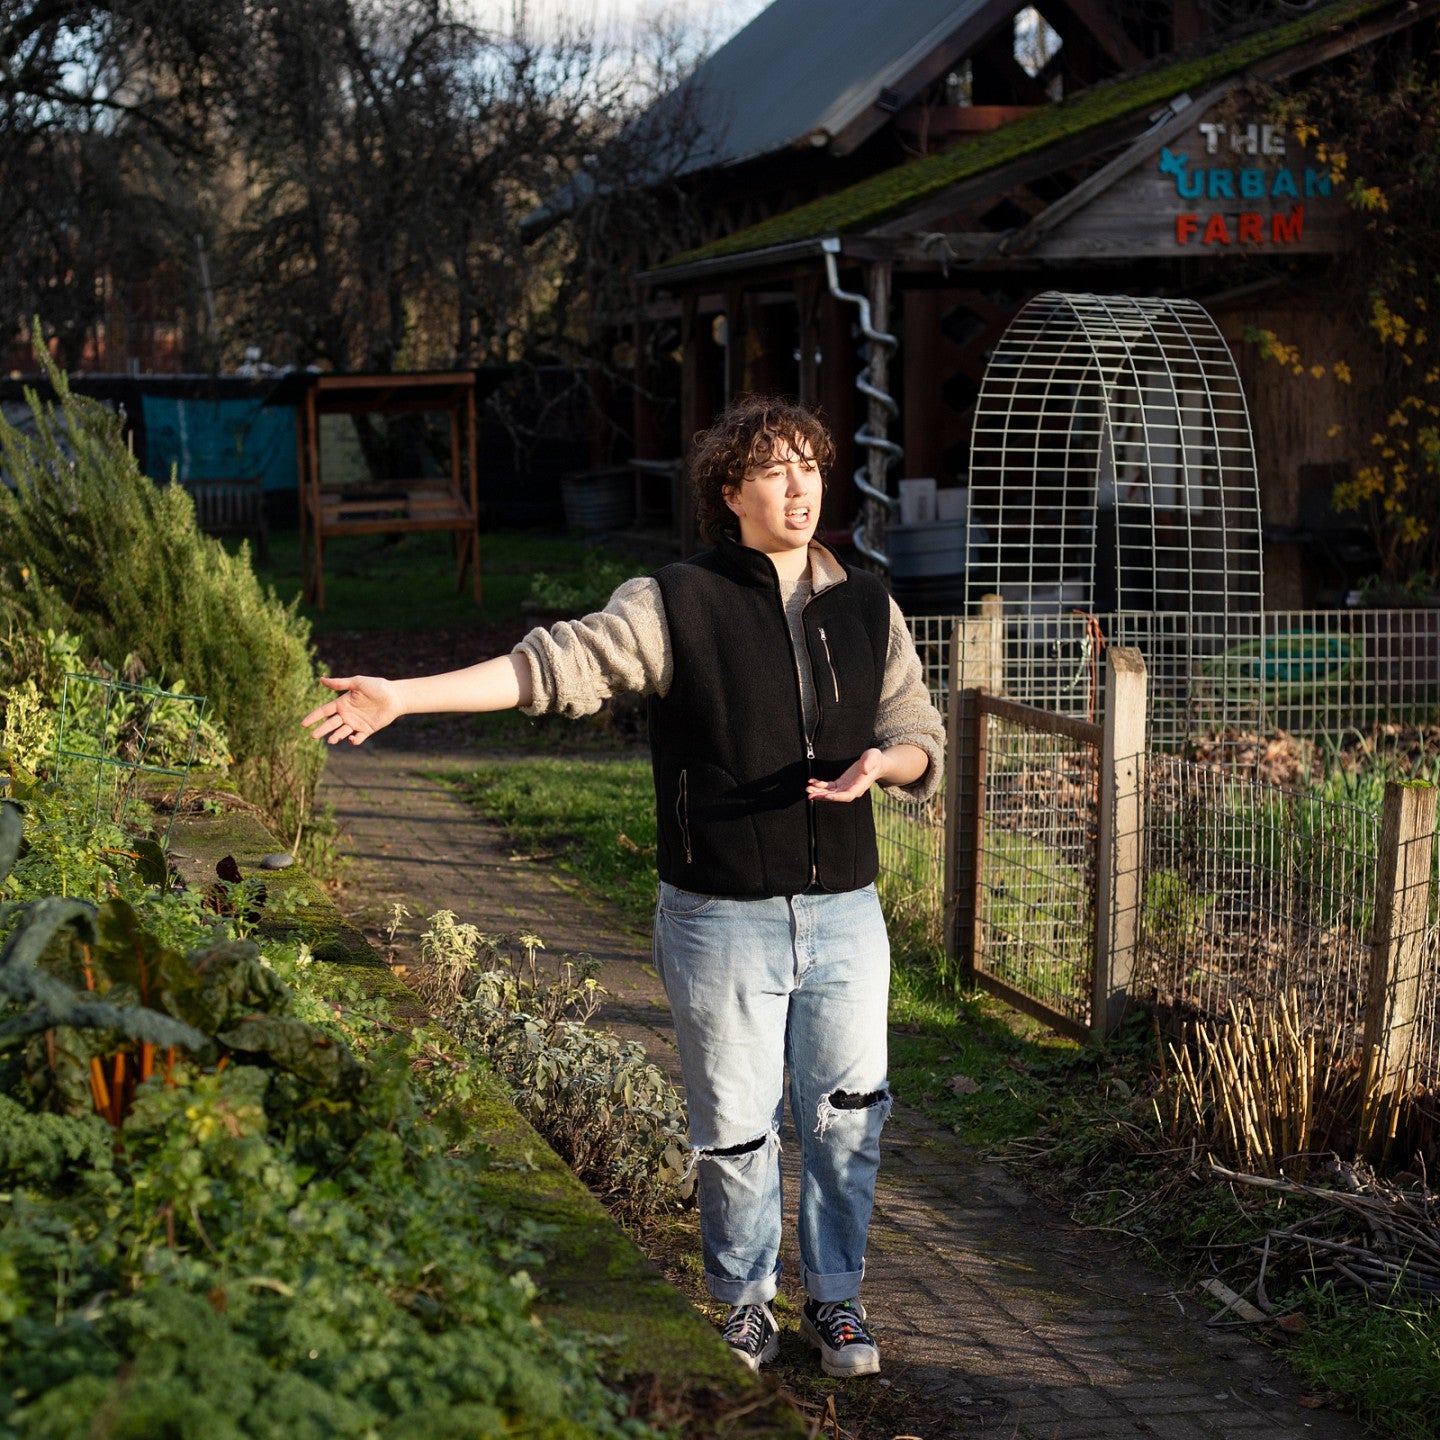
left=302, top=395, right=944, bottom=1378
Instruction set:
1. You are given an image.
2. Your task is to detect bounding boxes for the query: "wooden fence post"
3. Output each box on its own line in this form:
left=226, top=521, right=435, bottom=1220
left=944, top=598, right=1003, bottom=978
left=956, top=593, right=1004, bottom=695
left=1093, top=646, right=1148, bottom=1039
left=944, top=659, right=985, bottom=981
left=1359, top=780, right=1437, bottom=1157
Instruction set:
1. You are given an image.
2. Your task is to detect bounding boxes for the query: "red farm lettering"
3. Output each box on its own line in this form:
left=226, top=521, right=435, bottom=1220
left=1176, top=213, right=1200, bottom=244
left=1272, top=205, right=1305, bottom=244
left=1237, top=212, right=1264, bottom=243
left=1202, top=213, right=1232, bottom=245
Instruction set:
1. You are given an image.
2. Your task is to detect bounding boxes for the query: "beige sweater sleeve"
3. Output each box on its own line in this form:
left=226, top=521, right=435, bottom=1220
left=874, top=597, right=946, bottom=805
left=513, top=577, right=671, bottom=719
left=515, top=575, right=944, bottom=805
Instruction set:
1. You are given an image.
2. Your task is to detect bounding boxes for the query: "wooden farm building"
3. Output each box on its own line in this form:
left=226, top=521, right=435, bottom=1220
left=567, top=0, right=1439, bottom=610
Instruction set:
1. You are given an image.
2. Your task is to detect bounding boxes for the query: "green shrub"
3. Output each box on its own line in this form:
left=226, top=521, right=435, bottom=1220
left=412, top=916, right=692, bottom=1225
left=0, top=337, right=323, bottom=854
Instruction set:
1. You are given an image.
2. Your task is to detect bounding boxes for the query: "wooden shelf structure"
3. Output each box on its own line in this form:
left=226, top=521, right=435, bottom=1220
left=288, top=372, right=481, bottom=610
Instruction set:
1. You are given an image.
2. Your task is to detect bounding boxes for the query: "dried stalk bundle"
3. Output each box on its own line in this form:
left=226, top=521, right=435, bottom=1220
left=1158, top=991, right=1350, bottom=1173
left=1212, top=1158, right=1440, bottom=1302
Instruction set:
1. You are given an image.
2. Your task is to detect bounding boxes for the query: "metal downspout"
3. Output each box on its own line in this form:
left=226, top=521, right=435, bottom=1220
left=822, top=242, right=901, bottom=569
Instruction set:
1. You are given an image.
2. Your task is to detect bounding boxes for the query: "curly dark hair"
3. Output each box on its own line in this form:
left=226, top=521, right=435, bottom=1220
left=687, top=394, right=837, bottom=545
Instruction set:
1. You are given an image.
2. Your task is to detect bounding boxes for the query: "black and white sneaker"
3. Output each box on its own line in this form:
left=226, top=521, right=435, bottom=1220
left=721, top=1301, right=780, bottom=1371
left=800, top=1297, right=880, bottom=1377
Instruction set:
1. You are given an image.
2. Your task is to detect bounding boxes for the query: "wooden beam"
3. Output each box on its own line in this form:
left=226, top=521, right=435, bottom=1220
left=827, top=0, right=1026, bottom=157
left=1000, top=84, right=1228, bottom=256
left=1040, top=0, right=1146, bottom=72
left=867, top=108, right=1158, bottom=237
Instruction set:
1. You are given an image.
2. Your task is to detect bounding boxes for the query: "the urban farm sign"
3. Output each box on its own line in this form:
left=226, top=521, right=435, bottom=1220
left=1029, top=113, right=1347, bottom=260
left=1162, top=120, right=1332, bottom=249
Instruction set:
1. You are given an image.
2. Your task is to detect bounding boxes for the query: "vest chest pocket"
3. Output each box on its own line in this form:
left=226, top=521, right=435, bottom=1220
left=817, top=626, right=841, bottom=705
left=808, top=612, right=880, bottom=726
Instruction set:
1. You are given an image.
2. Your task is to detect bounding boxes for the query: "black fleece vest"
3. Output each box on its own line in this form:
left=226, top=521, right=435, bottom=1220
left=648, top=537, right=891, bottom=897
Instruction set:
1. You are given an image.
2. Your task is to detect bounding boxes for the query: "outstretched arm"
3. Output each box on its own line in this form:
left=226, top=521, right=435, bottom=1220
left=301, top=654, right=534, bottom=746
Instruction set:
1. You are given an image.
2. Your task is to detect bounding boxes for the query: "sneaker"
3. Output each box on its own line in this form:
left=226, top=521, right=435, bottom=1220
left=800, top=1297, right=880, bottom=1377
left=721, top=1301, right=780, bottom=1371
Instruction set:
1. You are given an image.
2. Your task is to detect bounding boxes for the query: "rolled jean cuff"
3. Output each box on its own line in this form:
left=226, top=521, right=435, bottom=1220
left=802, top=1259, right=865, bottom=1303
left=705, top=1264, right=781, bottom=1307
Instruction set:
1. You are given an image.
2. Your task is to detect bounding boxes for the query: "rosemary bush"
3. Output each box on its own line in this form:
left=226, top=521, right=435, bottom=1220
left=0, top=339, right=323, bottom=855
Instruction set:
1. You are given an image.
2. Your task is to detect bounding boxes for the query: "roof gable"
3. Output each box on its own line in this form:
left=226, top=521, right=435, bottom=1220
left=660, top=0, right=1014, bottom=175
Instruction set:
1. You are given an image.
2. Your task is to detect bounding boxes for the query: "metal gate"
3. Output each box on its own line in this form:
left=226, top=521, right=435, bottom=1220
left=944, top=645, right=1148, bottom=1041
left=949, top=690, right=1100, bottom=1040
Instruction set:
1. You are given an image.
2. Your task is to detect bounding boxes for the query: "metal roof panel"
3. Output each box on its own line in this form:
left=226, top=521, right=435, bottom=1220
left=680, top=0, right=1000, bottom=170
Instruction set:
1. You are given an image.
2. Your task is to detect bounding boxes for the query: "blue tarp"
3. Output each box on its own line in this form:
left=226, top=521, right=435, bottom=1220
left=141, top=394, right=298, bottom=491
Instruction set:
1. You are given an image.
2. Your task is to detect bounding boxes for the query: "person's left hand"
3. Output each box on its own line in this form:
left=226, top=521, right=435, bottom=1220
left=807, top=748, right=885, bottom=803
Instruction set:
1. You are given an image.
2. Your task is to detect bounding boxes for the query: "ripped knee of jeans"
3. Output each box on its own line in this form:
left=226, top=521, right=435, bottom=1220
left=815, top=1085, right=893, bottom=1140
left=695, top=1127, right=781, bottom=1167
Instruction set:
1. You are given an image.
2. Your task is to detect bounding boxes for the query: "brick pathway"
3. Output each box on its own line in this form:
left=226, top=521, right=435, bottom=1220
left=320, top=739, right=1373, bottom=1440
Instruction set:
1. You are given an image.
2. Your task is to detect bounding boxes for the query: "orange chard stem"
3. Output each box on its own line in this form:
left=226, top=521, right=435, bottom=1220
left=90, top=1057, right=112, bottom=1118
left=140, top=1041, right=155, bottom=1082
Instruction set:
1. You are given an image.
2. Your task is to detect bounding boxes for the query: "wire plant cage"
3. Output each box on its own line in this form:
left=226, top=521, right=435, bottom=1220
left=966, top=292, right=1266, bottom=735
left=55, top=673, right=208, bottom=847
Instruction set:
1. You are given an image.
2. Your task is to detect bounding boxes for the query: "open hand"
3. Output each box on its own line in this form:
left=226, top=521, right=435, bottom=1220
left=807, top=748, right=885, bottom=803
left=301, top=675, right=402, bottom=745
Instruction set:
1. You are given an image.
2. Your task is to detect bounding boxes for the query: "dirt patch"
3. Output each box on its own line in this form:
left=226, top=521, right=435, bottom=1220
left=309, top=624, right=533, bottom=752
left=311, top=623, right=531, bottom=684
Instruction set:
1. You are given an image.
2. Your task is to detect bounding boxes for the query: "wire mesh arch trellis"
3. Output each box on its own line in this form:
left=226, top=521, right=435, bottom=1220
left=965, top=291, right=1265, bottom=736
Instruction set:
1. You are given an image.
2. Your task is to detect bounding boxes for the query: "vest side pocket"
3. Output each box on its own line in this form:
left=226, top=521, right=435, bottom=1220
left=676, top=768, right=692, bottom=865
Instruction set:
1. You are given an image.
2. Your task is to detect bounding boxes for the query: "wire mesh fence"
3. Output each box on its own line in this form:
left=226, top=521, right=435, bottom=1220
left=1413, top=908, right=1440, bottom=1095
left=889, top=608, right=1440, bottom=1090
left=907, top=606, right=1440, bottom=752
left=874, top=792, right=947, bottom=956
left=1140, top=755, right=1379, bottom=1062
left=56, top=672, right=208, bottom=845
left=972, top=706, right=1098, bottom=1031
left=873, top=613, right=958, bottom=955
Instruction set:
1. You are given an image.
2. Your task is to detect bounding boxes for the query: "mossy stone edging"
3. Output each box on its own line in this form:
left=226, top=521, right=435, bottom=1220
left=168, top=802, right=805, bottom=1433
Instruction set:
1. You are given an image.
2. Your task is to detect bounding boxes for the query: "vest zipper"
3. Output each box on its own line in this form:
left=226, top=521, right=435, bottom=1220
left=799, top=594, right=822, bottom=887
left=676, top=768, right=692, bottom=865
left=817, top=626, right=841, bottom=704
left=805, top=736, right=817, bottom=886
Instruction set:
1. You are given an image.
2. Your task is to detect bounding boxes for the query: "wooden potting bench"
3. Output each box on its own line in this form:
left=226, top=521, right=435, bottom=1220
left=283, top=371, right=481, bottom=611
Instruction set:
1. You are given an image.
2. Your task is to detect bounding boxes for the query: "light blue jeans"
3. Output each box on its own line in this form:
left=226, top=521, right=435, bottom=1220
left=653, top=880, right=893, bottom=1306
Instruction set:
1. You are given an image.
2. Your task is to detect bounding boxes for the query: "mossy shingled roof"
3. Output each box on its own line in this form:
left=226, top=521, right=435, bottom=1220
left=658, top=0, right=1394, bottom=268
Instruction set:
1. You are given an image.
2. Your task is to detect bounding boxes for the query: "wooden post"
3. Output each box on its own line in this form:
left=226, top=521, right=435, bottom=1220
left=1359, top=780, right=1437, bottom=1156
left=955, top=593, right=1004, bottom=694
left=723, top=284, right=746, bottom=404
left=945, top=627, right=987, bottom=979
left=796, top=273, right=820, bottom=409
left=465, top=383, right=481, bottom=603
left=1093, top=646, right=1148, bottom=1039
